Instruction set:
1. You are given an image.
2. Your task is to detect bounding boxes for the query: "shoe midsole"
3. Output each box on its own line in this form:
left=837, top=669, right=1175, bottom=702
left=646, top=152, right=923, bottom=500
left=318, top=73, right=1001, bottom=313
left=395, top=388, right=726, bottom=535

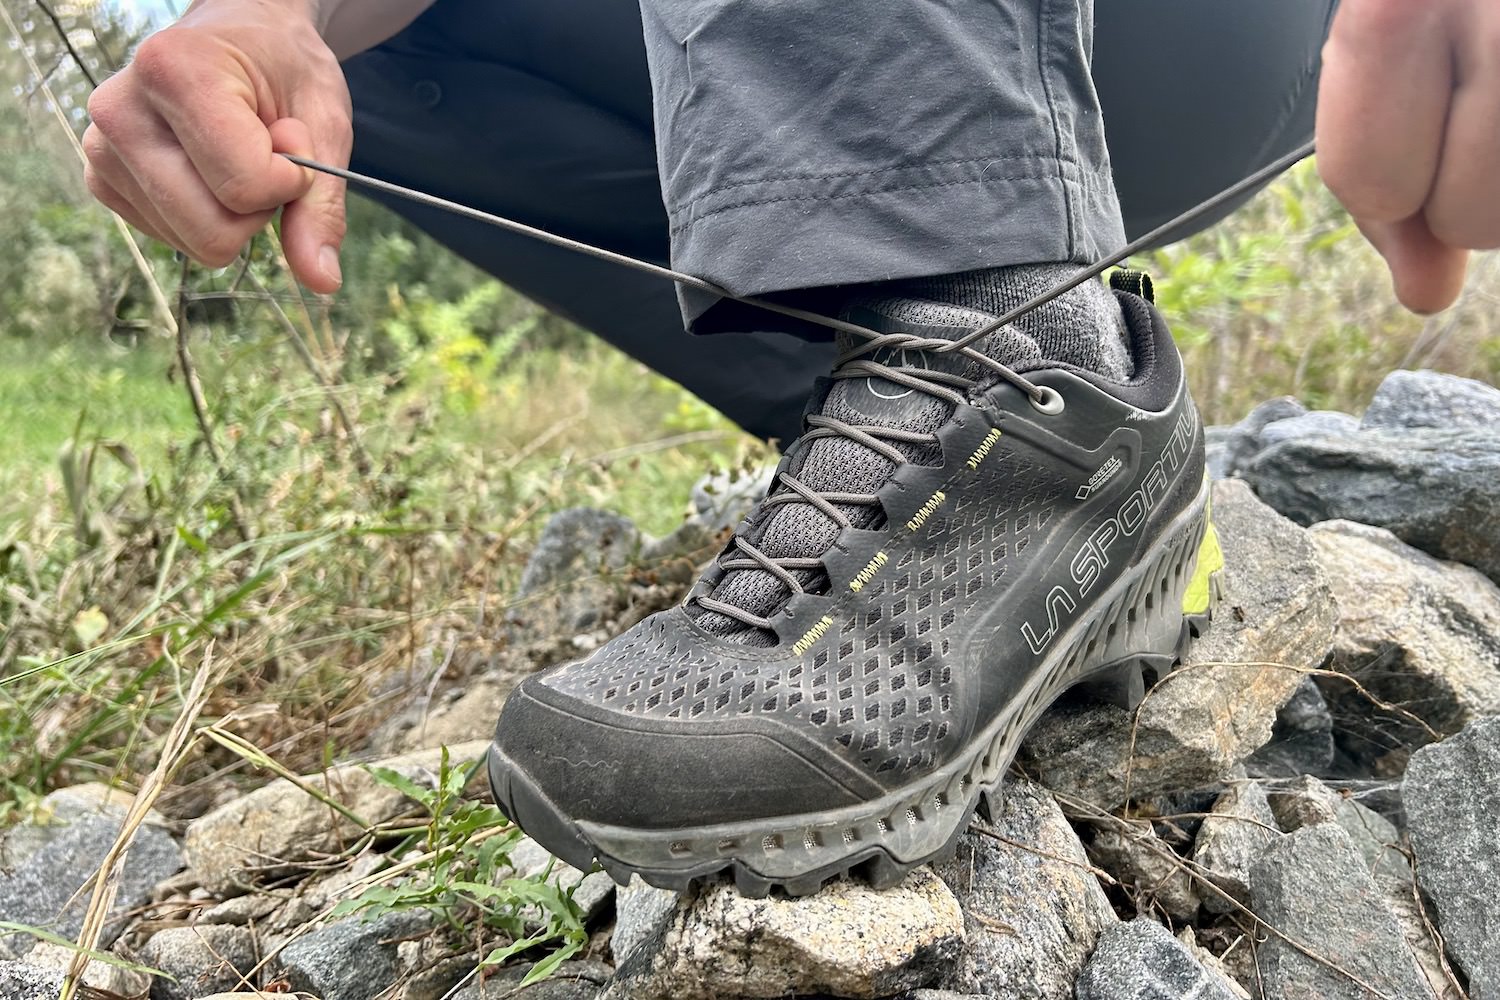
left=570, top=475, right=1215, bottom=881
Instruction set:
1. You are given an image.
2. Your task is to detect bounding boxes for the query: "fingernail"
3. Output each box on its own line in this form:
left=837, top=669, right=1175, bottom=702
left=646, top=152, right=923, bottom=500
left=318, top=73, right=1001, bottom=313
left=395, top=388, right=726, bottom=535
left=319, top=245, right=342, bottom=287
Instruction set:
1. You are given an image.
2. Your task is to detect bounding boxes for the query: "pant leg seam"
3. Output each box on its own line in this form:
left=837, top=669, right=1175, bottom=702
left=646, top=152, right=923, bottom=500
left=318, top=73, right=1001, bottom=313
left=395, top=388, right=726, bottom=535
left=668, top=167, right=1064, bottom=235
left=1034, top=0, right=1079, bottom=261
left=690, top=153, right=1044, bottom=200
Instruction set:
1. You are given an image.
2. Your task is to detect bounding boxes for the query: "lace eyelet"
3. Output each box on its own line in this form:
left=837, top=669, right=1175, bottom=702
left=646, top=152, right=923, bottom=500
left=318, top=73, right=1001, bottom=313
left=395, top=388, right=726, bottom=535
left=1029, top=386, right=1065, bottom=415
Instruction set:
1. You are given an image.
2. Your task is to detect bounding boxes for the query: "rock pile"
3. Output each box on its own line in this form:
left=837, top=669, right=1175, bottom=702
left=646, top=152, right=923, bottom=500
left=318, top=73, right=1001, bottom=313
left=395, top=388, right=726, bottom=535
left=2, top=369, right=1497, bottom=1000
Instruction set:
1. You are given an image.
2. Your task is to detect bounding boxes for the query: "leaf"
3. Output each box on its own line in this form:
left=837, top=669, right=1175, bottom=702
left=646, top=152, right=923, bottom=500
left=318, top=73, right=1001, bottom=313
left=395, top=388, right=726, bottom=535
left=362, top=764, right=435, bottom=809
left=71, top=607, right=109, bottom=647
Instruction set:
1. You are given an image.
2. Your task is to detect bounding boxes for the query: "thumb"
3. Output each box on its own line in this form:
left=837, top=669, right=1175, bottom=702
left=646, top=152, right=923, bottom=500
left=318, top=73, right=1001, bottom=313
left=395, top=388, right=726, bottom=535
left=270, top=116, right=349, bottom=294
left=1358, top=214, right=1469, bottom=315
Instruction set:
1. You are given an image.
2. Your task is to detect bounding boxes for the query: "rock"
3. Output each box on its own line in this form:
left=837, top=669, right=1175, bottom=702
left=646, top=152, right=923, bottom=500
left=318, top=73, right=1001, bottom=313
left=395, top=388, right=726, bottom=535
left=1074, top=919, right=1240, bottom=1000
left=1257, top=410, right=1361, bottom=448
left=1087, top=820, right=1200, bottom=921
left=140, top=924, right=258, bottom=1000
left=23, top=941, right=150, bottom=997
left=603, top=867, right=963, bottom=1000
left=0, top=782, right=165, bottom=872
left=451, top=960, right=614, bottom=1000
left=1310, top=521, right=1500, bottom=770
left=377, top=670, right=528, bottom=754
left=1174, top=928, right=1251, bottom=1000
left=688, top=465, right=776, bottom=535
left=183, top=740, right=489, bottom=893
left=0, top=811, right=183, bottom=958
left=1361, top=369, right=1500, bottom=432
left=275, top=910, right=432, bottom=1000
left=1247, top=677, right=1337, bottom=778
left=1242, top=428, right=1500, bottom=582
left=512, top=508, right=641, bottom=633
left=1404, top=715, right=1500, bottom=999
left=0, top=961, right=64, bottom=1000
left=1206, top=396, right=1307, bottom=478
left=1266, top=776, right=1409, bottom=882
left=1249, top=824, right=1434, bottom=1000
left=1191, top=781, right=1281, bottom=914
left=199, top=892, right=284, bottom=926
left=933, top=779, right=1114, bottom=1000
left=1021, top=480, right=1337, bottom=808
left=611, top=880, right=679, bottom=966
left=506, top=836, right=614, bottom=921
left=1378, top=874, right=1465, bottom=1000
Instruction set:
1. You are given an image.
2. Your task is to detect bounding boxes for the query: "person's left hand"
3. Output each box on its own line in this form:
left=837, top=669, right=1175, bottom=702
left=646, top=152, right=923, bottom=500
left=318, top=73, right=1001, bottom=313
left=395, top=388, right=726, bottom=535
left=1316, top=0, right=1499, bottom=314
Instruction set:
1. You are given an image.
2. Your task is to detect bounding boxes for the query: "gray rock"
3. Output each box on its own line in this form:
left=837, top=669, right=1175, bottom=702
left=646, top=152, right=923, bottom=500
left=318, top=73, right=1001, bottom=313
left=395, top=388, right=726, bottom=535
left=688, top=465, right=777, bottom=535
left=451, top=960, right=613, bottom=1000
left=1404, top=715, right=1500, bottom=999
left=0, top=960, right=64, bottom=1000
left=934, top=779, right=1114, bottom=1000
left=603, top=867, right=961, bottom=1000
left=1021, top=480, right=1337, bottom=808
left=513, top=508, right=641, bottom=632
left=1310, top=520, right=1500, bottom=771
left=1247, top=678, right=1337, bottom=778
left=0, top=783, right=163, bottom=871
left=0, top=811, right=183, bottom=958
left=1361, top=369, right=1500, bottom=432
left=275, top=910, right=432, bottom=1000
left=1242, top=428, right=1500, bottom=582
left=22, top=941, right=151, bottom=997
left=891, top=992, right=991, bottom=1000
left=1258, top=410, right=1361, bottom=448
left=506, top=836, right=614, bottom=922
left=1075, top=919, right=1239, bottom=1000
left=611, top=880, right=679, bottom=965
left=1266, top=775, right=1409, bottom=882
left=140, top=924, right=258, bottom=1000
left=1249, top=824, right=1434, bottom=1000
left=1207, top=396, right=1307, bottom=478
left=1192, top=781, right=1281, bottom=914
left=1378, top=873, right=1466, bottom=1000
left=1087, top=820, right=1200, bottom=921
left=183, top=740, right=489, bottom=893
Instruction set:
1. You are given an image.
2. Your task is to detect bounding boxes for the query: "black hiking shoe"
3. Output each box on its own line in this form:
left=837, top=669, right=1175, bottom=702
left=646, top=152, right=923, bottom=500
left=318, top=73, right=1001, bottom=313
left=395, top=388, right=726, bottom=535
left=489, top=274, right=1219, bottom=897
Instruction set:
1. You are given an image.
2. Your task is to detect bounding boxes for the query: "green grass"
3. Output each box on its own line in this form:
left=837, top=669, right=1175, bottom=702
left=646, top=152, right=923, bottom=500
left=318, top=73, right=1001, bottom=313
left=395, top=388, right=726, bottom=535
left=0, top=337, right=195, bottom=518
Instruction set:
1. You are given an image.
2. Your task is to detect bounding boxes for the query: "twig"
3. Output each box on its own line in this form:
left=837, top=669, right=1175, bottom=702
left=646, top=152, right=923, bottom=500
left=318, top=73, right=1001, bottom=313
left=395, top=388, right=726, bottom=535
left=32, top=0, right=98, bottom=86
left=173, top=257, right=252, bottom=542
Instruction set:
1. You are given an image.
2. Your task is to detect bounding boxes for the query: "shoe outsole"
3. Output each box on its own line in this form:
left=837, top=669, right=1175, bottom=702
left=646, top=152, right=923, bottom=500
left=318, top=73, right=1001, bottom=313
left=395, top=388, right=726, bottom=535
left=489, top=478, right=1218, bottom=899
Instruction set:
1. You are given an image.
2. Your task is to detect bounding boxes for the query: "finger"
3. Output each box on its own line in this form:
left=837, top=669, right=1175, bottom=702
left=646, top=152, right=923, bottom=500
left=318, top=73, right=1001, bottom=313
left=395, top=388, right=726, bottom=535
left=104, top=101, right=273, bottom=267
left=83, top=129, right=186, bottom=248
left=1423, top=22, right=1500, bottom=249
left=1316, top=0, right=1454, bottom=222
left=272, top=114, right=350, bottom=293
left=132, top=29, right=313, bottom=215
left=85, top=166, right=175, bottom=247
left=1359, top=215, right=1470, bottom=314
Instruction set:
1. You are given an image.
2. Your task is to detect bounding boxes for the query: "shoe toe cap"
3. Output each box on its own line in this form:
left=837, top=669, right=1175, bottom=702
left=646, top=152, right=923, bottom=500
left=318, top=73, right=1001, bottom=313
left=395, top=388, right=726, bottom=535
left=490, top=674, right=866, bottom=832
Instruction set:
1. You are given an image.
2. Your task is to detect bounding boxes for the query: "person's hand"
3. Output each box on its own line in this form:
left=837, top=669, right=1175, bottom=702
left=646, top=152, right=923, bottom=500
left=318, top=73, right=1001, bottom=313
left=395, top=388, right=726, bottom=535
left=83, top=0, right=351, bottom=293
left=1317, top=0, right=1498, bottom=314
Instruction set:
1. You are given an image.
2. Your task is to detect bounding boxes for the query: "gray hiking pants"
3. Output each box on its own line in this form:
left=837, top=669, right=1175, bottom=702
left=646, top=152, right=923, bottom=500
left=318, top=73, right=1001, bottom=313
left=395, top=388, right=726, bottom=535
left=343, top=0, right=1338, bottom=443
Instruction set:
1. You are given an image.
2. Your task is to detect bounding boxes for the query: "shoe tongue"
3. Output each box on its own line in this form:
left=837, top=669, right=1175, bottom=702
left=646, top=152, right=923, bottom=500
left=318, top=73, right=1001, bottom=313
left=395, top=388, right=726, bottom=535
left=691, top=297, right=1042, bottom=646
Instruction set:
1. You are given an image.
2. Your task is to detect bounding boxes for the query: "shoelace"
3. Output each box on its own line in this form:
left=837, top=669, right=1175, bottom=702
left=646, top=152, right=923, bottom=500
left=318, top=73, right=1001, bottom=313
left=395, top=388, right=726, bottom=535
left=694, top=332, right=1018, bottom=631
left=282, top=141, right=1316, bottom=634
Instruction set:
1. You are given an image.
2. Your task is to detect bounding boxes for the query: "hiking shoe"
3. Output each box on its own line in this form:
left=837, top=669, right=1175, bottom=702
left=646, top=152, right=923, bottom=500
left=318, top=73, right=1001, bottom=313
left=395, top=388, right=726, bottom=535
left=489, top=274, right=1217, bottom=897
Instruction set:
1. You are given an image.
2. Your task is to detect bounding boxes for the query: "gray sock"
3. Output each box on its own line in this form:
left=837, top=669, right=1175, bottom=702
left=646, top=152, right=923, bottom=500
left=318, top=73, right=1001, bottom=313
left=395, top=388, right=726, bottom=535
left=897, top=264, right=1134, bottom=380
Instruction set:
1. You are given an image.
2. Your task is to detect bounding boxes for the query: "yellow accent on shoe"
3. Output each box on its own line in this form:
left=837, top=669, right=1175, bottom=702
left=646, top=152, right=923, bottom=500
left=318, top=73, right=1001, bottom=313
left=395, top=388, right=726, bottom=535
left=850, top=551, right=889, bottom=592
left=1182, top=518, right=1223, bottom=616
left=966, top=428, right=1003, bottom=470
left=905, top=491, right=946, bottom=532
left=792, top=615, right=834, bottom=656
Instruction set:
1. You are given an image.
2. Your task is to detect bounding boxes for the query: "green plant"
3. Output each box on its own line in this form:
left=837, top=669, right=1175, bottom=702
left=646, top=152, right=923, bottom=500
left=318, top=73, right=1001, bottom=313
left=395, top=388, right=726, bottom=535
left=332, top=748, right=590, bottom=986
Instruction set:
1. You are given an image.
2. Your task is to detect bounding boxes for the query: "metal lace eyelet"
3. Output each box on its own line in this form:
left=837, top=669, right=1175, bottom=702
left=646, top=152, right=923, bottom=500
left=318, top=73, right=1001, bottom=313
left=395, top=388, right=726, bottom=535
left=1029, top=385, right=1065, bottom=415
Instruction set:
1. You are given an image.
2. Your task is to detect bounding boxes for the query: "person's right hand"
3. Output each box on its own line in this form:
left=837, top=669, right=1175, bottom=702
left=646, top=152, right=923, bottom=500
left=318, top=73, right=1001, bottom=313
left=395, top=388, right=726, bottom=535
left=83, top=0, right=352, bottom=293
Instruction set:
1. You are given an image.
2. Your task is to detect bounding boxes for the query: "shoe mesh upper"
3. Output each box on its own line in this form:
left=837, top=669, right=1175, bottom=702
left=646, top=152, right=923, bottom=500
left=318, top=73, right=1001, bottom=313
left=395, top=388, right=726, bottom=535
left=542, top=449, right=1072, bottom=777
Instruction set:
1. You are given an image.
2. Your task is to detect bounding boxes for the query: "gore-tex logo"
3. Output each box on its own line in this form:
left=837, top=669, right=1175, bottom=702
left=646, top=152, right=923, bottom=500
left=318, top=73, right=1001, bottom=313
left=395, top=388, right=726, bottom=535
left=1020, top=406, right=1197, bottom=655
left=1076, top=455, right=1123, bottom=500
